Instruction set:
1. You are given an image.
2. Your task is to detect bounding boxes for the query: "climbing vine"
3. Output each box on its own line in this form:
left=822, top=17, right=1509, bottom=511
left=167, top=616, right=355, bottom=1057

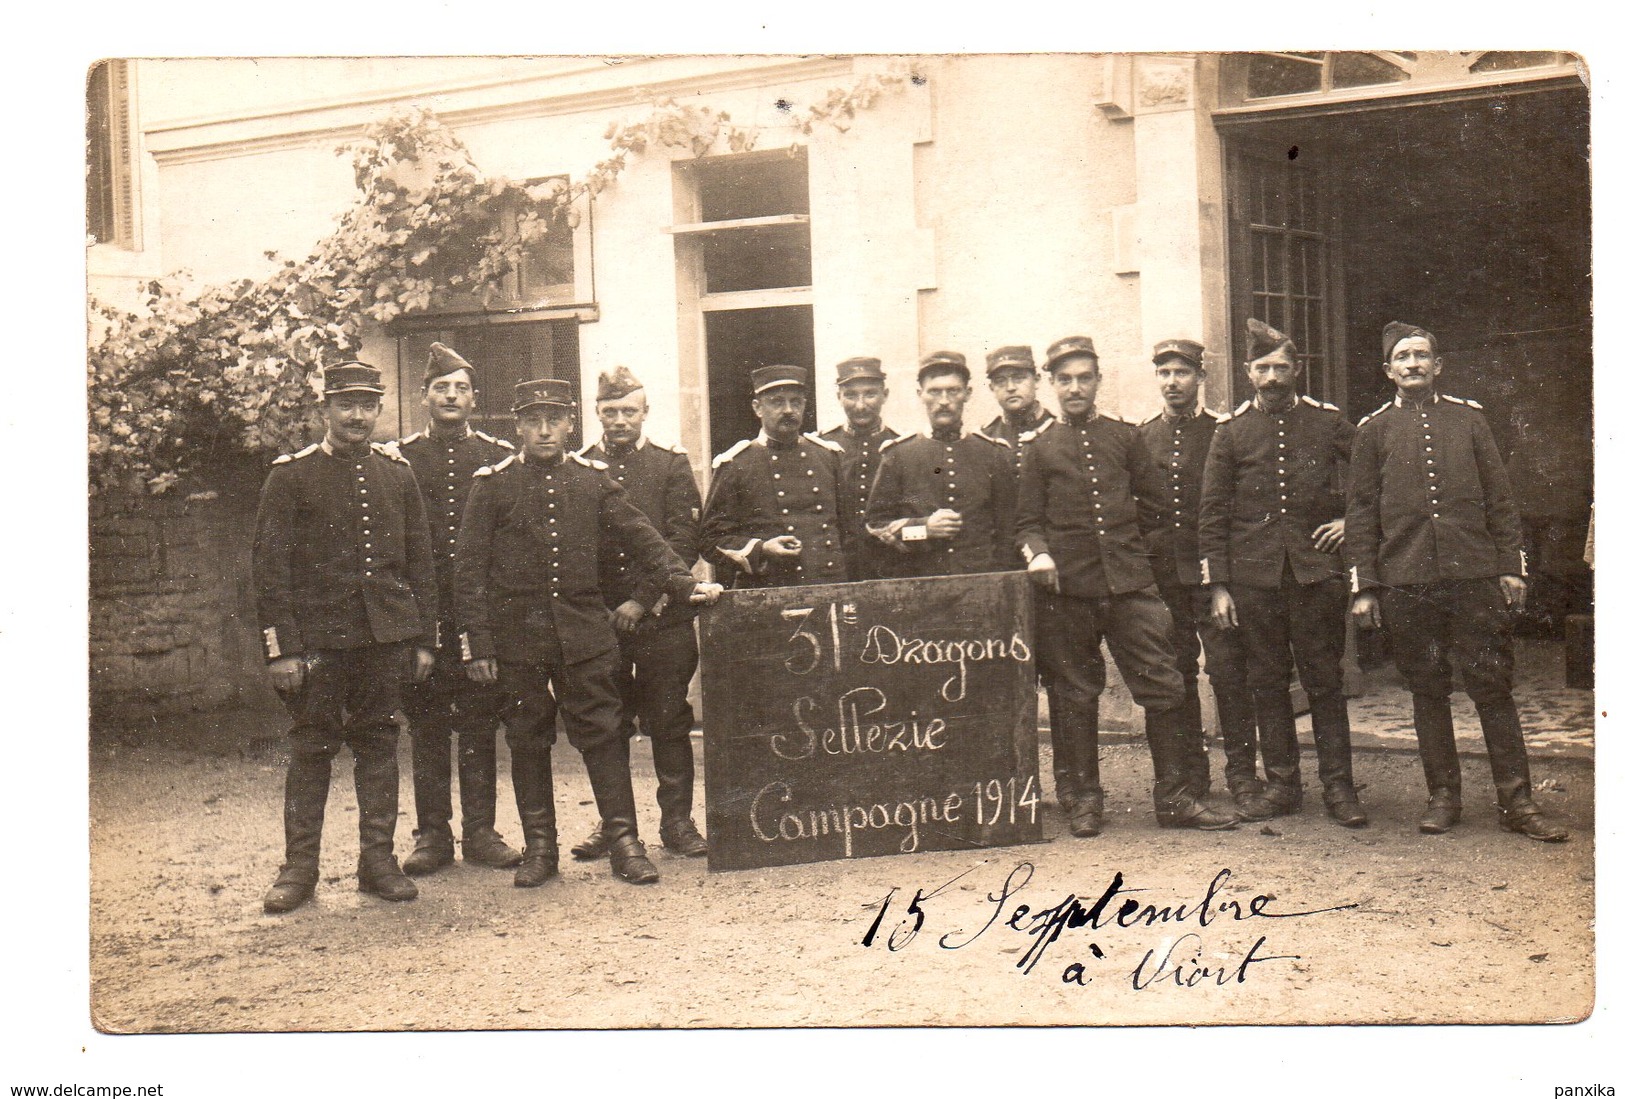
left=87, top=65, right=917, bottom=495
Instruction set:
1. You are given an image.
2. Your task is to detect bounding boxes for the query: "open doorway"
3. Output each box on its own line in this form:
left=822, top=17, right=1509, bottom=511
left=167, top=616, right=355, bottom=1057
left=703, top=305, right=817, bottom=455
left=1223, top=86, right=1592, bottom=630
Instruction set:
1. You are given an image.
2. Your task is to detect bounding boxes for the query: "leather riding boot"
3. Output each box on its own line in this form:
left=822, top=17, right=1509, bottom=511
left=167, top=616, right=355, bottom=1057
left=572, top=735, right=632, bottom=860
left=264, top=753, right=331, bottom=914
left=1307, top=692, right=1367, bottom=827
left=651, top=735, right=707, bottom=856
left=353, top=739, right=417, bottom=902
left=1419, top=788, right=1463, bottom=834
left=457, top=735, right=522, bottom=869
left=404, top=713, right=454, bottom=875
left=1474, top=695, right=1535, bottom=810
left=1498, top=793, right=1569, bottom=843
left=602, top=816, right=660, bottom=884
left=1178, top=690, right=1212, bottom=799
left=1047, top=686, right=1081, bottom=812
left=1147, top=707, right=1238, bottom=830
left=1216, top=685, right=1260, bottom=791
left=1253, top=689, right=1304, bottom=814
left=1052, top=695, right=1103, bottom=836
left=509, top=736, right=559, bottom=887
left=571, top=821, right=611, bottom=861
left=1412, top=693, right=1461, bottom=799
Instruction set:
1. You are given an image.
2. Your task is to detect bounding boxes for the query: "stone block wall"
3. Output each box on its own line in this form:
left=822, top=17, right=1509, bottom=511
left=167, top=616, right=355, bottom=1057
left=89, top=459, right=277, bottom=729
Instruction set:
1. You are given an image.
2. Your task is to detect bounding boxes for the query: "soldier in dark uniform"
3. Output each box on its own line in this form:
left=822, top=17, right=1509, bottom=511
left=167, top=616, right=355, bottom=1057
left=253, top=362, right=437, bottom=913
left=982, top=344, right=1056, bottom=455
left=866, top=350, right=1019, bottom=577
left=1017, top=336, right=1238, bottom=836
left=1198, top=319, right=1367, bottom=827
left=569, top=365, right=710, bottom=862
left=701, top=365, right=847, bottom=588
left=454, top=379, right=723, bottom=888
left=819, top=356, right=899, bottom=581
left=392, top=343, right=523, bottom=877
left=1136, top=338, right=1260, bottom=815
left=1347, top=322, right=1566, bottom=841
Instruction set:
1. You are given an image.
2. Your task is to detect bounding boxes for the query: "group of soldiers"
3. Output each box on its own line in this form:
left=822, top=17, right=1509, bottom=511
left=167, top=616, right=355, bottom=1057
left=251, top=317, right=1567, bottom=914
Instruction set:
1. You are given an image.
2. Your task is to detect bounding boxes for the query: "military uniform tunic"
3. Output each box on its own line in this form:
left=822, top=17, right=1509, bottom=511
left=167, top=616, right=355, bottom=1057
left=983, top=406, right=1056, bottom=475
left=1137, top=407, right=1221, bottom=588
left=1197, top=396, right=1354, bottom=590
left=865, top=427, right=1019, bottom=577
left=583, top=436, right=703, bottom=624
left=253, top=439, right=438, bottom=658
left=819, top=421, right=900, bottom=581
left=1344, top=392, right=1525, bottom=592
left=454, top=452, right=697, bottom=667
left=700, top=432, right=847, bottom=588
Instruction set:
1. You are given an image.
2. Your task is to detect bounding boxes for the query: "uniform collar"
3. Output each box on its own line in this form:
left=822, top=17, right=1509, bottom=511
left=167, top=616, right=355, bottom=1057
left=843, top=421, right=886, bottom=439
left=1393, top=391, right=1440, bottom=408
left=1003, top=404, right=1051, bottom=432
left=425, top=422, right=474, bottom=441
left=320, top=436, right=370, bottom=460
left=757, top=430, right=802, bottom=451
left=1059, top=408, right=1100, bottom=427
left=930, top=423, right=966, bottom=442
left=1161, top=402, right=1205, bottom=424
left=1255, top=392, right=1300, bottom=416
left=600, top=433, right=647, bottom=457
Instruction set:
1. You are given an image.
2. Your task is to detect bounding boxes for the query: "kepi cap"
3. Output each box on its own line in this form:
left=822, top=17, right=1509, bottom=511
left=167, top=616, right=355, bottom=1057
left=1245, top=318, right=1297, bottom=363
left=986, top=345, right=1037, bottom=376
left=513, top=378, right=576, bottom=413
left=321, top=361, right=386, bottom=397
left=917, top=350, right=970, bottom=385
left=1152, top=338, right=1205, bottom=368
left=1382, top=321, right=1438, bottom=362
left=834, top=357, right=886, bottom=385
left=1043, top=336, right=1098, bottom=371
left=751, top=364, right=809, bottom=395
left=597, top=365, right=644, bottom=402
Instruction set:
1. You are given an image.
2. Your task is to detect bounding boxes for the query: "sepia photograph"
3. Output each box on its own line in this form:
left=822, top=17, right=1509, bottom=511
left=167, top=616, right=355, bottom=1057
left=38, top=22, right=1618, bottom=1095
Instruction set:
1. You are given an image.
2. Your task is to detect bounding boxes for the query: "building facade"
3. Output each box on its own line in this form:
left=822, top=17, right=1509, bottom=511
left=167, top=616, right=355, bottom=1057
left=88, top=53, right=1592, bottom=717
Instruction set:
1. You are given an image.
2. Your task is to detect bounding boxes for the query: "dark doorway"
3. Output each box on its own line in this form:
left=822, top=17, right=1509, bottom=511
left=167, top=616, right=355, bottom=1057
left=1223, top=86, right=1592, bottom=628
left=704, top=305, right=817, bottom=459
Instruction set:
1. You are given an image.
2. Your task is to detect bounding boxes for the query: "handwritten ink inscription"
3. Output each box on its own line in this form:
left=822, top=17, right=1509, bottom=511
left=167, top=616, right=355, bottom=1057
left=859, top=862, right=1357, bottom=989
left=698, top=572, right=1042, bottom=871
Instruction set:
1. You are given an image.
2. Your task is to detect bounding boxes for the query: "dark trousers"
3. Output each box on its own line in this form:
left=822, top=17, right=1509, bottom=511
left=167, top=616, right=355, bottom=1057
left=498, top=635, right=641, bottom=842
left=1230, top=574, right=1356, bottom=799
left=1160, top=578, right=1257, bottom=794
left=1037, top=588, right=1186, bottom=803
left=1380, top=578, right=1532, bottom=807
left=276, top=642, right=410, bottom=878
left=614, top=619, right=701, bottom=824
left=402, top=638, right=507, bottom=843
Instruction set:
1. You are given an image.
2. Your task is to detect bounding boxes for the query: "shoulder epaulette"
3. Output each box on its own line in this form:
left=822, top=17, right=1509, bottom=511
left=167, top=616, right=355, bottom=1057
left=805, top=432, right=843, bottom=453
left=879, top=432, right=915, bottom=452
left=476, top=454, right=518, bottom=477
left=646, top=437, right=687, bottom=456
left=571, top=453, right=609, bottom=471
left=396, top=431, right=423, bottom=446
left=1137, top=413, right=1160, bottom=427
left=712, top=438, right=752, bottom=469
left=1302, top=395, right=1341, bottom=412
left=971, top=430, right=1012, bottom=449
left=1357, top=402, right=1394, bottom=428
left=818, top=425, right=842, bottom=438
left=1200, top=408, right=1219, bottom=419
left=372, top=441, right=409, bottom=463
left=1096, top=412, right=1123, bottom=423
left=271, top=443, right=320, bottom=466
left=1442, top=394, right=1484, bottom=410
left=1019, top=419, right=1055, bottom=444
left=473, top=430, right=515, bottom=449
left=1218, top=400, right=1253, bottom=424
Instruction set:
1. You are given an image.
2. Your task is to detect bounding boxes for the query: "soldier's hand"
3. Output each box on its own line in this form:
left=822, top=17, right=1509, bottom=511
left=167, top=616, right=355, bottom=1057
left=762, top=535, right=802, bottom=559
left=925, top=509, right=963, bottom=539
left=268, top=656, right=305, bottom=693
left=412, top=647, right=435, bottom=683
left=612, top=600, right=647, bottom=632
left=1350, top=592, right=1382, bottom=630
left=466, top=657, right=499, bottom=684
left=1027, top=552, right=1060, bottom=594
left=1210, top=585, right=1240, bottom=629
left=1313, top=518, right=1346, bottom=553
left=689, top=582, right=724, bottom=605
left=1499, top=574, right=1528, bottom=612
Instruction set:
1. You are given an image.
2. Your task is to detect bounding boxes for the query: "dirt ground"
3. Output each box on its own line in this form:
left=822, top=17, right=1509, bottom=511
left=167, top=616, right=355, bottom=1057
left=88, top=724, right=1594, bottom=1033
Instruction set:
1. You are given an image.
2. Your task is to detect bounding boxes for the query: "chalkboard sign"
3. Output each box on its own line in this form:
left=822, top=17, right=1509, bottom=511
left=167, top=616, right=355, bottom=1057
left=698, top=571, right=1043, bottom=871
